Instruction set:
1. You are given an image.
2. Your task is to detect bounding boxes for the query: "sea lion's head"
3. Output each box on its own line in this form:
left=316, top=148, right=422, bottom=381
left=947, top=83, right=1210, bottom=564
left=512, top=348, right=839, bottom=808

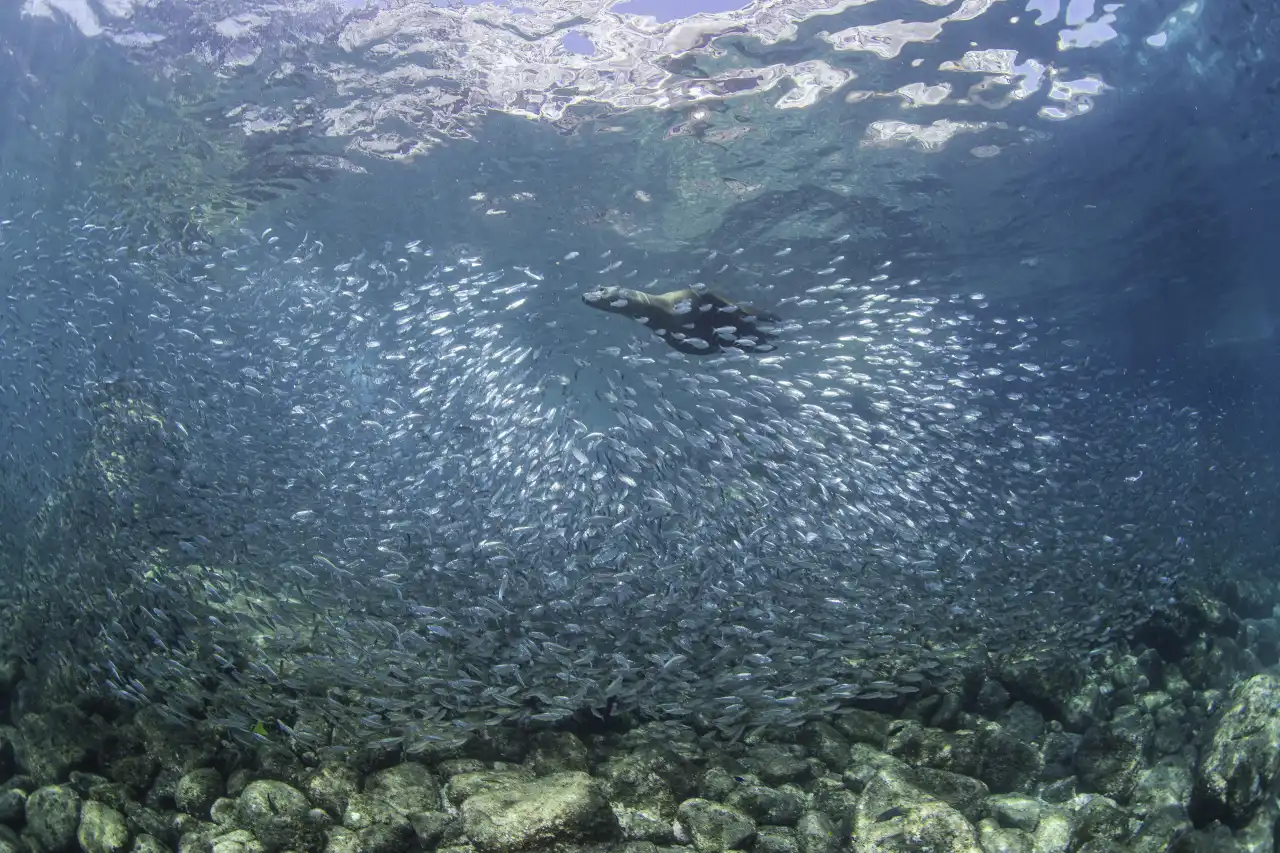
left=582, top=286, right=642, bottom=316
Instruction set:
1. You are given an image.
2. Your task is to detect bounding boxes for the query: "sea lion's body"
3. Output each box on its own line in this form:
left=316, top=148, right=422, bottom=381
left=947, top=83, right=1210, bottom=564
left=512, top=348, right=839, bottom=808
left=582, top=286, right=779, bottom=355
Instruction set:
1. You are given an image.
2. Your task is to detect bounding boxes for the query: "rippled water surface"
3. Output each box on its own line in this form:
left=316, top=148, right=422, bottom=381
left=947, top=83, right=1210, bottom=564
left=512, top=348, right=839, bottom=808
left=0, top=0, right=1277, bottom=744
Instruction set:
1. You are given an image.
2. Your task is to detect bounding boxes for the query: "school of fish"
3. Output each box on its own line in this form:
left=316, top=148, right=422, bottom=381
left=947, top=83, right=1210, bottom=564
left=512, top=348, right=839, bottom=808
left=0, top=204, right=1233, bottom=751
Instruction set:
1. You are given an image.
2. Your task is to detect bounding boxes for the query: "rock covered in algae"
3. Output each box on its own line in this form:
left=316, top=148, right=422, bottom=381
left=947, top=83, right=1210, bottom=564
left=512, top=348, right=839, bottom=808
left=23, top=785, right=82, bottom=853
left=176, top=769, right=224, bottom=820
left=236, top=780, right=321, bottom=853
left=1191, top=673, right=1280, bottom=826
left=77, top=801, right=131, bottom=853
left=674, top=798, right=757, bottom=853
left=459, top=771, right=618, bottom=853
left=853, top=769, right=982, bottom=853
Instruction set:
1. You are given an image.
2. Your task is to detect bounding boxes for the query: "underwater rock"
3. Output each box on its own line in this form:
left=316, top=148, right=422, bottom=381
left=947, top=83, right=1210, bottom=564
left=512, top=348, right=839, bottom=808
left=176, top=770, right=224, bottom=820
left=0, top=824, right=21, bottom=853
left=444, top=771, right=535, bottom=808
left=407, top=811, right=461, bottom=849
left=1191, top=673, right=1280, bottom=827
left=525, top=732, right=588, bottom=777
left=362, top=764, right=441, bottom=817
left=1039, top=777, right=1078, bottom=805
left=340, top=787, right=421, bottom=853
left=1181, top=636, right=1249, bottom=692
left=884, top=722, right=982, bottom=777
left=725, top=782, right=807, bottom=826
left=1065, top=794, right=1137, bottom=850
left=1240, top=618, right=1280, bottom=668
left=13, top=710, right=94, bottom=786
left=1146, top=695, right=1191, bottom=757
left=754, top=825, right=799, bottom=853
left=853, top=769, right=981, bottom=853
left=695, top=768, right=740, bottom=804
left=104, top=755, right=157, bottom=801
left=77, top=801, right=131, bottom=853
left=121, top=803, right=175, bottom=845
left=1059, top=674, right=1108, bottom=733
left=0, top=789, right=26, bottom=828
left=973, top=679, right=1013, bottom=718
left=131, top=834, right=168, bottom=853
left=208, top=828, right=265, bottom=853
left=1120, top=803, right=1192, bottom=853
left=841, top=744, right=911, bottom=797
left=460, top=771, right=618, bottom=853
left=352, top=819, right=414, bottom=853
left=305, top=766, right=359, bottom=818
left=996, top=655, right=1086, bottom=728
left=974, top=819, right=1031, bottom=853
left=602, top=761, right=677, bottom=842
left=0, top=731, right=15, bottom=783
left=743, top=745, right=814, bottom=787
left=434, top=761, right=485, bottom=781
left=674, top=798, right=756, bottom=853
left=87, top=782, right=133, bottom=816
left=809, top=778, right=857, bottom=828
left=894, top=767, right=987, bottom=824
left=800, top=723, right=850, bottom=772
left=1029, top=807, right=1071, bottom=853
left=226, top=772, right=254, bottom=800
left=1136, top=589, right=1242, bottom=677
left=145, top=767, right=183, bottom=812
left=1230, top=794, right=1280, bottom=853
left=322, top=826, right=360, bottom=853
left=1075, top=706, right=1154, bottom=802
left=831, top=710, right=894, bottom=750
left=23, top=785, right=82, bottom=853
left=973, top=724, right=1043, bottom=794
left=794, top=811, right=838, bottom=853
left=1111, top=649, right=1163, bottom=697
left=257, top=750, right=308, bottom=791
left=611, top=744, right=699, bottom=806
left=67, top=773, right=110, bottom=800
left=0, top=826, right=23, bottom=853
left=210, top=799, right=238, bottom=827
left=925, top=692, right=966, bottom=732
left=983, top=794, right=1041, bottom=832
left=236, top=780, right=321, bottom=853
left=1131, top=756, right=1194, bottom=811
left=177, top=819, right=220, bottom=853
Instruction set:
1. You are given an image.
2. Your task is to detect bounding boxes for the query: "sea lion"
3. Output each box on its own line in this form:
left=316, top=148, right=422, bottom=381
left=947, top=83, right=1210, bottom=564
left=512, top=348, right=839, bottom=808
left=582, top=285, right=779, bottom=356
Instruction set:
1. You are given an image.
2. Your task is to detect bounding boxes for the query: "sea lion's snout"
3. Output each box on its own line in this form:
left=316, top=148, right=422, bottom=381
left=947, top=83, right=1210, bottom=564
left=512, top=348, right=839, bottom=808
left=583, top=286, right=616, bottom=304
left=584, top=286, right=634, bottom=313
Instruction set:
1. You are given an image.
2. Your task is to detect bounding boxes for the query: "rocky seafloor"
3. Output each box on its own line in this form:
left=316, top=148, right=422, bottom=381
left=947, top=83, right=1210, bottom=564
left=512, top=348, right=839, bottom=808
left=4, top=581, right=1280, bottom=853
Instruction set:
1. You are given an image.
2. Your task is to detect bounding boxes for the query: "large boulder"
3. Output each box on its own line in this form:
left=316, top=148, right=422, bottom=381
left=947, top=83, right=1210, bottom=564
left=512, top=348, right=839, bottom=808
left=1191, top=674, right=1280, bottom=826
left=854, top=769, right=981, bottom=853
left=1075, top=706, right=1153, bottom=802
left=23, top=785, right=82, bottom=853
left=362, top=763, right=441, bottom=816
left=460, top=771, right=617, bottom=853
left=77, top=801, right=131, bottom=853
left=236, top=780, right=321, bottom=853
left=674, top=799, right=756, bottom=853
left=602, top=757, right=678, bottom=842
left=176, top=770, right=224, bottom=820
left=885, top=723, right=981, bottom=777
left=13, top=710, right=95, bottom=786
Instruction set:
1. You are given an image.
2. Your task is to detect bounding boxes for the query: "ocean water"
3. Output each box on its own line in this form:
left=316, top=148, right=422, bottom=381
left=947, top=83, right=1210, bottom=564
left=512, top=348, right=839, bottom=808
left=0, top=0, right=1277, bottom=749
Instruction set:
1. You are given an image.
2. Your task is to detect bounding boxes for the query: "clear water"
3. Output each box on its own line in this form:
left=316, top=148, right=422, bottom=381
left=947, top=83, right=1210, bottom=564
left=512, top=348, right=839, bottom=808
left=0, top=0, right=1277, bottom=742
